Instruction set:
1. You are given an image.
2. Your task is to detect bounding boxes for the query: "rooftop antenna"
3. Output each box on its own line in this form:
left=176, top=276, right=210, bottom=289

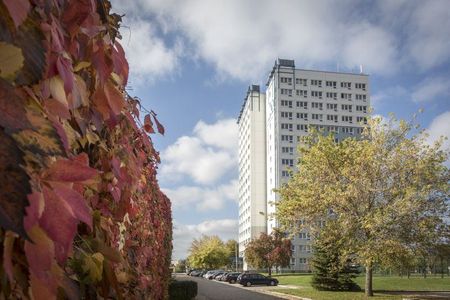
left=359, top=64, right=363, bottom=74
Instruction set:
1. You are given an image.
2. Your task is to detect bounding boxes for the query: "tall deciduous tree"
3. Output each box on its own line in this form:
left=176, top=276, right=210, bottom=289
left=187, top=235, right=229, bottom=269
left=277, top=115, right=449, bottom=297
left=245, top=229, right=292, bottom=276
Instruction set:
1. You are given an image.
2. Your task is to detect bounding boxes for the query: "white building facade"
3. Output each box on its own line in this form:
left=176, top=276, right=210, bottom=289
left=237, top=85, right=267, bottom=270
left=239, top=59, right=370, bottom=271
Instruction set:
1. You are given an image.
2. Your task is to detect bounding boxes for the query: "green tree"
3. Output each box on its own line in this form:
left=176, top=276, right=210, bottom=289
left=311, top=223, right=361, bottom=291
left=245, top=229, right=292, bottom=276
left=187, top=235, right=229, bottom=269
left=277, top=115, right=449, bottom=297
left=224, top=239, right=239, bottom=269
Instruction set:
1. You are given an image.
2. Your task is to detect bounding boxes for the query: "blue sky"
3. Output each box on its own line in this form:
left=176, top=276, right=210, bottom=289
left=111, top=0, right=450, bottom=259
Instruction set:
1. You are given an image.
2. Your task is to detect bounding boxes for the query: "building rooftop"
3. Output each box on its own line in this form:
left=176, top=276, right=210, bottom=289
left=237, top=85, right=260, bottom=124
left=266, top=58, right=368, bottom=86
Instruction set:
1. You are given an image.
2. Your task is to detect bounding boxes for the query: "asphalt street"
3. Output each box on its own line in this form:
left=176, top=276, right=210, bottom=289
left=175, top=274, right=284, bottom=300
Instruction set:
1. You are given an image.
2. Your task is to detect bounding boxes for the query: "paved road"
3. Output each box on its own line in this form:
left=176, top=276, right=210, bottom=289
left=175, top=275, right=283, bottom=300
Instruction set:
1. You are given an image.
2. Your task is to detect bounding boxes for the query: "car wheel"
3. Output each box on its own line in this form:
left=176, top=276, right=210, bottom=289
left=246, top=282, right=252, bottom=287
left=270, top=280, right=276, bottom=286
left=230, top=279, right=235, bottom=284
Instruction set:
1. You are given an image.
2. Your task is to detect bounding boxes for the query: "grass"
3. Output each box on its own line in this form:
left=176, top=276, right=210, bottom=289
left=268, top=274, right=450, bottom=300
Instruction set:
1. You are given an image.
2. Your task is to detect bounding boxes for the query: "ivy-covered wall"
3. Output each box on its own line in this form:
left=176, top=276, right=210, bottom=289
left=0, top=0, right=172, bottom=298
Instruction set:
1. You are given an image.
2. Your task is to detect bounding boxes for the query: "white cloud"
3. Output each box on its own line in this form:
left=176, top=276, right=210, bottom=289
left=160, top=118, right=238, bottom=185
left=426, top=111, right=450, bottom=150
left=111, top=1, right=450, bottom=82
left=118, top=17, right=183, bottom=85
left=162, top=179, right=238, bottom=212
left=173, top=219, right=238, bottom=259
left=412, top=77, right=450, bottom=103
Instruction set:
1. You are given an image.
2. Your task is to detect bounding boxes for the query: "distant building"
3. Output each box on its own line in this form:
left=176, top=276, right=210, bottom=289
left=238, top=59, right=370, bottom=271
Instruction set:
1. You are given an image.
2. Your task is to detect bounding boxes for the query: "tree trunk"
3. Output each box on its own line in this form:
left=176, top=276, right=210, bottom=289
left=268, top=266, right=272, bottom=277
left=365, top=264, right=373, bottom=297
left=441, top=257, right=444, bottom=279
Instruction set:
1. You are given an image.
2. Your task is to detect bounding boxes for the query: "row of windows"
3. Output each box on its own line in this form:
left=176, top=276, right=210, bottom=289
left=281, top=112, right=368, bottom=123
left=280, top=126, right=365, bottom=145
left=281, top=102, right=368, bottom=113
left=291, top=258, right=308, bottom=265
left=280, top=77, right=367, bottom=90
left=281, top=90, right=368, bottom=101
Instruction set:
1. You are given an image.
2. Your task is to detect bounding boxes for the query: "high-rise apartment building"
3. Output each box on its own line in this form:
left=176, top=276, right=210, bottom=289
left=238, top=59, right=370, bottom=271
left=237, top=85, right=267, bottom=269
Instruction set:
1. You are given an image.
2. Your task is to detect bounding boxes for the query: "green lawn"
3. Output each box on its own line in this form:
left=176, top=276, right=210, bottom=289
left=269, top=274, right=450, bottom=300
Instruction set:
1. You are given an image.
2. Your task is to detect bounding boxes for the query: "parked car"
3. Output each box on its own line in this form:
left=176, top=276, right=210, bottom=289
left=237, top=273, right=278, bottom=287
left=219, top=272, right=229, bottom=281
left=213, top=272, right=225, bottom=280
left=224, top=272, right=241, bottom=284
left=189, top=270, right=201, bottom=276
left=205, top=270, right=223, bottom=280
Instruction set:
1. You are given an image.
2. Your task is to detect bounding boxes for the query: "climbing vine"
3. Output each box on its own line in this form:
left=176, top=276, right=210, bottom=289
left=0, top=0, right=172, bottom=299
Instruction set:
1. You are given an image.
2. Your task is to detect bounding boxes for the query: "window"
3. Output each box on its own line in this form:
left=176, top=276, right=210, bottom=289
left=297, top=124, right=308, bottom=132
left=296, top=101, right=308, bottom=109
left=311, top=79, right=322, bottom=87
left=341, top=93, right=352, bottom=100
left=282, top=147, right=294, bottom=154
left=357, top=116, right=367, bottom=124
left=296, top=89, right=307, bottom=97
left=312, top=113, right=323, bottom=121
left=342, top=115, right=353, bottom=123
left=281, top=100, right=293, bottom=108
left=341, top=81, right=351, bottom=89
left=299, top=258, right=307, bottom=264
left=280, top=77, right=292, bottom=85
left=281, top=111, right=293, bottom=119
left=298, top=232, right=310, bottom=239
left=291, top=258, right=296, bottom=265
left=311, top=91, right=322, bottom=98
left=328, top=126, right=338, bottom=133
left=326, top=103, right=337, bottom=111
left=297, top=113, right=308, bottom=120
left=356, top=105, right=367, bottom=113
left=281, top=89, right=292, bottom=96
left=281, top=135, right=293, bottom=143
left=341, top=104, right=353, bottom=112
left=296, top=78, right=308, bottom=86
left=355, top=94, right=367, bottom=101
left=281, top=123, right=293, bottom=131
left=281, top=170, right=291, bottom=177
left=326, top=81, right=337, bottom=88
left=327, top=114, right=338, bottom=122
left=355, top=83, right=366, bottom=90
left=282, top=159, right=294, bottom=167
left=312, top=102, right=323, bottom=110
left=342, top=127, right=354, bottom=135
left=326, top=92, right=338, bottom=99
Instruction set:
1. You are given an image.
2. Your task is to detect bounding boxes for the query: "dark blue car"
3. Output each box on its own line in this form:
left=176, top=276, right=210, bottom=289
left=237, top=273, right=278, bottom=287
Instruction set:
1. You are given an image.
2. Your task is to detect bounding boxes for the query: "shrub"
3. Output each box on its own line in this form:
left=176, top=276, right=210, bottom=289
left=169, top=280, right=198, bottom=300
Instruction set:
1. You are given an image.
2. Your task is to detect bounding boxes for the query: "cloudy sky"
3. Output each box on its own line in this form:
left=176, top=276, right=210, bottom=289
left=111, top=0, right=450, bottom=260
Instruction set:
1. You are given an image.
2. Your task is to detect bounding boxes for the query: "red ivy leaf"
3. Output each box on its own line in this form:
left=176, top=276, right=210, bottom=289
left=24, top=225, right=55, bottom=282
left=151, top=111, right=165, bottom=135
left=40, top=187, right=77, bottom=263
left=143, top=114, right=154, bottom=133
left=3, top=0, right=30, bottom=28
left=92, top=40, right=112, bottom=86
left=112, top=41, right=129, bottom=85
left=56, top=55, right=74, bottom=94
left=104, top=81, right=124, bottom=115
left=0, top=79, right=30, bottom=132
left=43, top=155, right=98, bottom=182
left=53, top=185, right=92, bottom=229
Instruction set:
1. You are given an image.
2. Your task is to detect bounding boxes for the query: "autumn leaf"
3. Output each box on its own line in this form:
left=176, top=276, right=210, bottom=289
left=43, top=155, right=98, bottom=182
left=82, top=252, right=104, bottom=282
left=40, top=187, right=78, bottom=263
left=3, top=231, right=15, bottom=282
left=53, top=185, right=93, bottom=229
left=0, top=42, right=24, bottom=81
left=24, top=226, right=55, bottom=282
left=144, top=114, right=154, bottom=133
left=0, top=79, right=31, bottom=132
left=3, top=0, right=30, bottom=28
left=49, top=75, right=68, bottom=108
left=0, top=129, right=31, bottom=239
left=151, top=111, right=165, bottom=135
left=104, top=81, right=124, bottom=115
